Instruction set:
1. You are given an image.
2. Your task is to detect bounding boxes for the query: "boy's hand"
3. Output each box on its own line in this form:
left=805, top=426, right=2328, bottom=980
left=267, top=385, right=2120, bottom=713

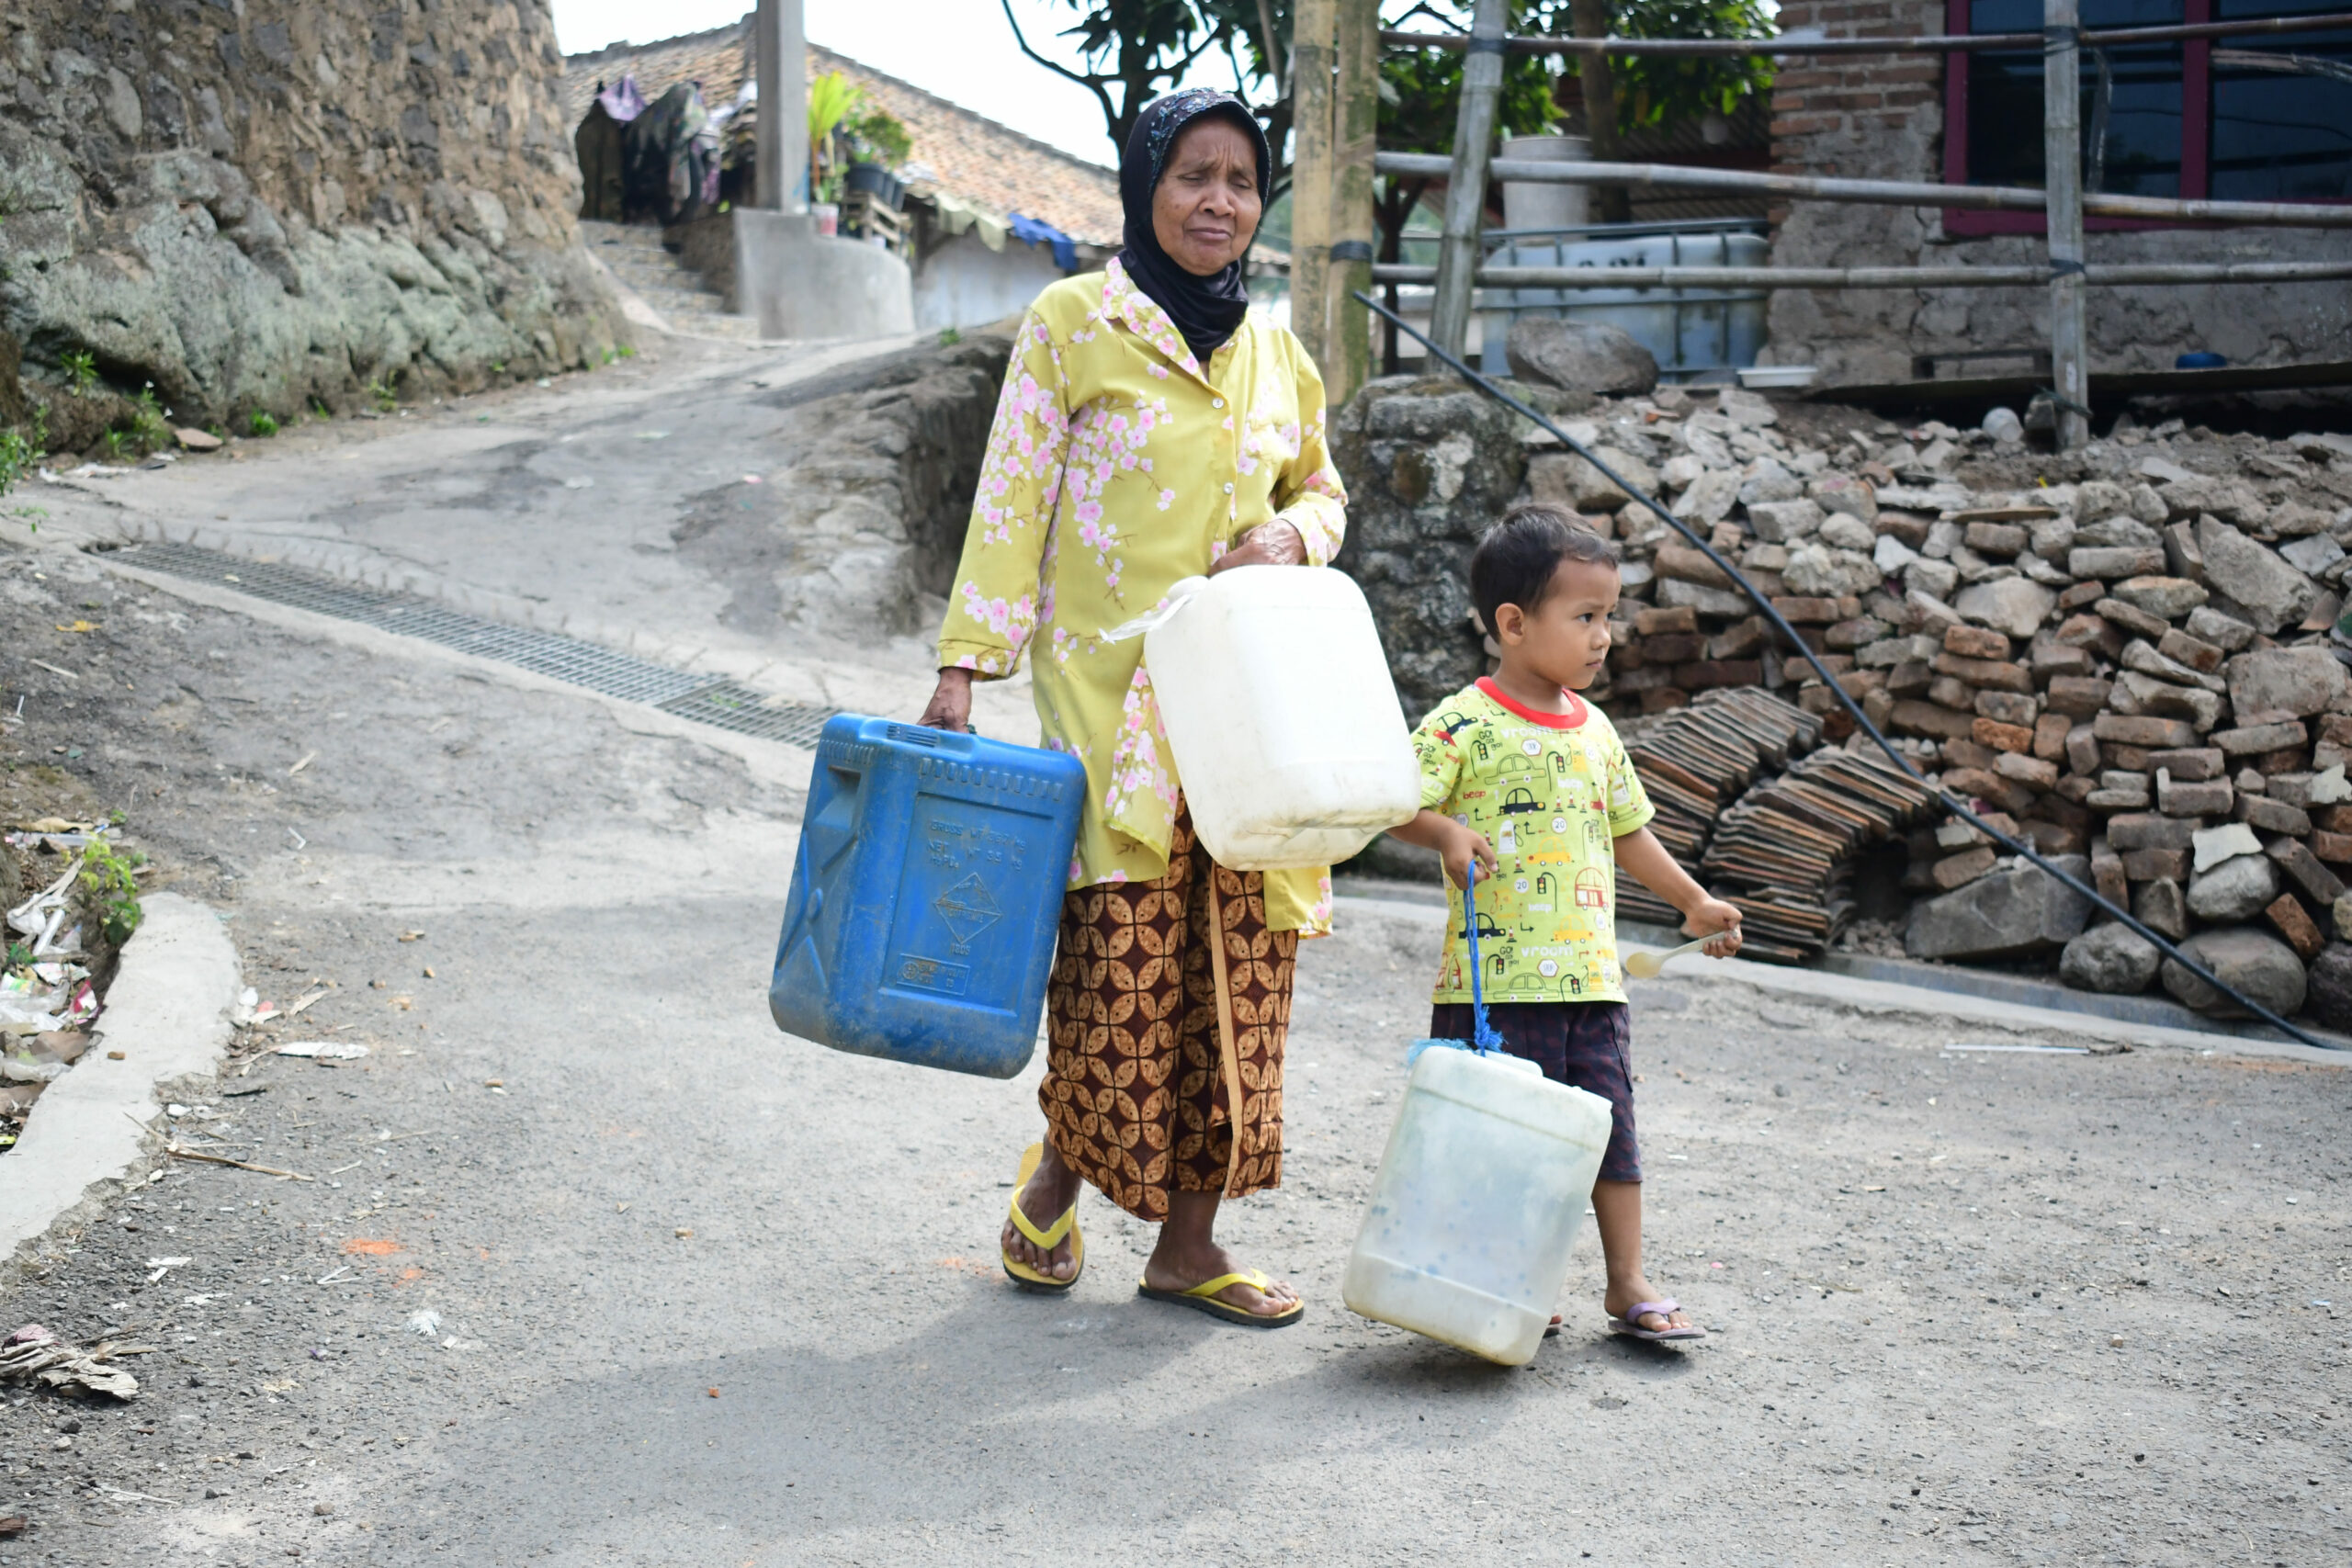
left=1440, top=822, right=1498, bottom=892
left=1680, top=896, right=1744, bottom=958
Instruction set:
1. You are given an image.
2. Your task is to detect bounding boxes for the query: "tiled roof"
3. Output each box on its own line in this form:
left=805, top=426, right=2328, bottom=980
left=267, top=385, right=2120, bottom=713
left=562, top=19, right=1123, bottom=246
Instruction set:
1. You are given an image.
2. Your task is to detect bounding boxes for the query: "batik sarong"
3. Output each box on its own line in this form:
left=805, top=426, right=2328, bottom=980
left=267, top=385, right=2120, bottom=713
left=1039, top=807, right=1295, bottom=1220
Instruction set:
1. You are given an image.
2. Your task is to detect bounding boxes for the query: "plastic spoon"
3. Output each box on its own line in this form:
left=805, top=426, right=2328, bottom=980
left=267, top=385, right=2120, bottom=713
left=1623, top=933, right=1721, bottom=979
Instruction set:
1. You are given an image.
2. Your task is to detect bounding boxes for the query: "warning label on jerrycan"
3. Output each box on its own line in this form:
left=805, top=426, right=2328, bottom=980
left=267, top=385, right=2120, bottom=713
left=931, top=873, right=1004, bottom=953
left=883, top=793, right=1037, bottom=1012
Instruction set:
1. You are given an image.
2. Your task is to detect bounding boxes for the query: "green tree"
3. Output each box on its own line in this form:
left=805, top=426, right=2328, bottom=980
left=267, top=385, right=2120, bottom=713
left=1001, top=0, right=1240, bottom=163
left=1502, top=0, right=1773, bottom=222
left=1527, top=0, right=1775, bottom=133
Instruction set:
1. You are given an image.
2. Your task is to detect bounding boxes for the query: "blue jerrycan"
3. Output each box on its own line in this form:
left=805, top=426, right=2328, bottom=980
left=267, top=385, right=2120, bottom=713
left=769, top=715, right=1086, bottom=1077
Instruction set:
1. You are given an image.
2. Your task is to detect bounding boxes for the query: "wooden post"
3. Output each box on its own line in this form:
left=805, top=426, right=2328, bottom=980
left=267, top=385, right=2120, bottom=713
left=1570, top=0, right=1629, bottom=223
left=2044, top=0, right=2091, bottom=448
left=1430, top=0, right=1509, bottom=359
left=1291, top=0, right=1337, bottom=378
left=1329, top=0, right=1379, bottom=408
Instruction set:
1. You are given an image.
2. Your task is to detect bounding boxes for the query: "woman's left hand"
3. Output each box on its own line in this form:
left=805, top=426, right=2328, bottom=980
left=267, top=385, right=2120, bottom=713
left=1208, top=518, right=1306, bottom=575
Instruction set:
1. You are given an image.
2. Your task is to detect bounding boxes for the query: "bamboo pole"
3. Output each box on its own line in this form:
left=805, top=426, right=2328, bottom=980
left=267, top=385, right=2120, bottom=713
left=1290, top=0, right=1338, bottom=379
left=1329, top=0, right=1379, bottom=409
left=1371, top=260, right=2352, bottom=288
left=2045, top=0, right=2090, bottom=449
left=1374, top=152, right=2352, bottom=229
left=1379, top=13, right=2352, bottom=58
left=1429, top=0, right=1509, bottom=358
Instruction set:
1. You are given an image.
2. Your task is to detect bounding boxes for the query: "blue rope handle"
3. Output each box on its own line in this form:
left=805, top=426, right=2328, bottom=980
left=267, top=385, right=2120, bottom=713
left=1463, top=861, right=1504, bottom=1053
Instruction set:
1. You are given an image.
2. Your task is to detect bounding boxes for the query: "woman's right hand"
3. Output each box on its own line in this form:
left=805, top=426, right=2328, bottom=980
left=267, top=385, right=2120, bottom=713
left=919, top=667, right=974, bottom=732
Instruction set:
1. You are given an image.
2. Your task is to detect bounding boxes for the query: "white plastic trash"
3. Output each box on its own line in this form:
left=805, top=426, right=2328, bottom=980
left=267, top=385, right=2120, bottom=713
left=1342, top=1045, right=1613, bottom=1366
left=1141, top=566, right=1420, bottom=870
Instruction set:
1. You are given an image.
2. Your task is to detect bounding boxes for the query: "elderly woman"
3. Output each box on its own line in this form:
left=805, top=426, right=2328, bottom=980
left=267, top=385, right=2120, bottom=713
left=918, top=89, right=1346, bottom=1327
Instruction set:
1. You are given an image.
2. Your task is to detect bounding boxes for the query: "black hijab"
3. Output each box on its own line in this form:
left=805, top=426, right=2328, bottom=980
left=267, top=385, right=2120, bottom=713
left=1117, top=88, right=1271, bottom=364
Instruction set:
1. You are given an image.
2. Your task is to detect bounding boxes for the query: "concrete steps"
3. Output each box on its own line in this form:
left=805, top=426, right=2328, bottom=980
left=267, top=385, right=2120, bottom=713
left=579, top=220, right=760, bottom=341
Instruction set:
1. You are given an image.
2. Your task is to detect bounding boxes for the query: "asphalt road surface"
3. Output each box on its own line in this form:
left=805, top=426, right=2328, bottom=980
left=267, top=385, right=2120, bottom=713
left=0, top=349, right=2345, bottom=1567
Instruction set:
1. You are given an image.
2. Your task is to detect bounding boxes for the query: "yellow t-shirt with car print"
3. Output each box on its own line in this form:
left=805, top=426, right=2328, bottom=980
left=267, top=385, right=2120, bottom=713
left=1412, top=677, right=1656, bottom=1005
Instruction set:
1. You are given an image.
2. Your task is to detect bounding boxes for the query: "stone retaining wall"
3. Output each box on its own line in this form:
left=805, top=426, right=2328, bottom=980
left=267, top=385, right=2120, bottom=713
left=0, top=1, right=627, bottom=447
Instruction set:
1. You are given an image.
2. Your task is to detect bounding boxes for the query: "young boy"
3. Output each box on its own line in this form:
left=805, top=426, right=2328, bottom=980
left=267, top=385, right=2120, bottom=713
left=1389, top=502, right=1743, bottom=1342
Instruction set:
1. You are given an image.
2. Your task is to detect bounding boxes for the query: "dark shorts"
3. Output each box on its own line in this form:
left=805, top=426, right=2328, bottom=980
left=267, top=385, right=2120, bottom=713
left=1427, top=1000, right=1640, bottom=1183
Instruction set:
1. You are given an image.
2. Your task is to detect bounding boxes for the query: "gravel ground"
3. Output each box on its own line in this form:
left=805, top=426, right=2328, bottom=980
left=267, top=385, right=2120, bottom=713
left=0, top=392, right=2346, bottom=1566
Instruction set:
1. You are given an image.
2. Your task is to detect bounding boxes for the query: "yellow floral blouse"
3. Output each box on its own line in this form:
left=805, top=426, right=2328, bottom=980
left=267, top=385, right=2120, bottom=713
left=936, top=258, right=1350, bottom=933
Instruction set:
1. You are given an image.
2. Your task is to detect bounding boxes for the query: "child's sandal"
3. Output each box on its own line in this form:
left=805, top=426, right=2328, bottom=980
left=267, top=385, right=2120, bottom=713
left=1606, top=1299, right=1706, bottom=1341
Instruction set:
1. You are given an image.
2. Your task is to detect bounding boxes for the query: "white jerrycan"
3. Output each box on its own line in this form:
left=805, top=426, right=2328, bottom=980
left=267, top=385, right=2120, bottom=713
left=1342, top=1049, right=1611, bottom=1365
left=1341, top=863, right=1613, bottom=1366
left=1141, top=566, right=1420, bottom=870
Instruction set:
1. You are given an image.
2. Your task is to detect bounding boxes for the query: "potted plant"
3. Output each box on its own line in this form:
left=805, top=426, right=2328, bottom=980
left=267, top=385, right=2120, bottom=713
left=842, top=107, right=912, bottom=212
left=806, top=71, right=863, bottom=231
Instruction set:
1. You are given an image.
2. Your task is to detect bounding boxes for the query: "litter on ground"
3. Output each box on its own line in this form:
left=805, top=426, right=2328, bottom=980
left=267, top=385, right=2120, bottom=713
left=0, top=1323, right=141, bottom=1400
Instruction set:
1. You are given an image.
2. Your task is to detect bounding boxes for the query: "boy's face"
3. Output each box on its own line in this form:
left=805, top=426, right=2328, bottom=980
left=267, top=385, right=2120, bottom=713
left=1495, top=558, right=1620, bottom=693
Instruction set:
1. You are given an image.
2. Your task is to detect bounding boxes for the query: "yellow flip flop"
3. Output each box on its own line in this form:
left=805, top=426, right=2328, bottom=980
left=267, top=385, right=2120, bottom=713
left=1137, top=1269, right=1306, bottom=1329
left=1001, top=1142, right=1083, bottom=1292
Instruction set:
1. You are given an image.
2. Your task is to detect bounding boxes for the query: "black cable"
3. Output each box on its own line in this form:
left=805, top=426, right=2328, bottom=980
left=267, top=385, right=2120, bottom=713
left=1351, top=289, right=2339, bottom=1052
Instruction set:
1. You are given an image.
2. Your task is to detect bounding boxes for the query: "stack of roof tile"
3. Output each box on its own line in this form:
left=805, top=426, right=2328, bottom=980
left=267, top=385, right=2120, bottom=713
left=1698, top=746, right=1940, bottom=961
left=1618, top=688, right=1936, bottom=962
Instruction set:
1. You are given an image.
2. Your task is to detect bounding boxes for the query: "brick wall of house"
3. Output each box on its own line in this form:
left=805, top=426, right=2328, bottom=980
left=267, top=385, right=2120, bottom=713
left=1764, top=0, right=2352, bottom=386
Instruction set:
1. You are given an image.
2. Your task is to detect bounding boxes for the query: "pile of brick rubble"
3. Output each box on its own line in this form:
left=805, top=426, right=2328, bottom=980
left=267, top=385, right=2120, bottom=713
left=1538, top=386, right=2352, bottom=1025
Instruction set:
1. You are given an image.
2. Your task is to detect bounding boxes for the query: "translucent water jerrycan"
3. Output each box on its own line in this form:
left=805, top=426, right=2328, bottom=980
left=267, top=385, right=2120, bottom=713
left=1341, top=863, right=1612, bottom=1365
left=1342, top=1048, right=1612, bottom=1365
left=769, top=716, right=1086, bottom=1078
left=1140, top=567, right=1419, bottom=870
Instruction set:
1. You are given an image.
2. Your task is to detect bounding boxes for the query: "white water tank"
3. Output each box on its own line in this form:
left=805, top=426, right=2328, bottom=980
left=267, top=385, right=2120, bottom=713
left=1498, top=133, right=1593, bottom=234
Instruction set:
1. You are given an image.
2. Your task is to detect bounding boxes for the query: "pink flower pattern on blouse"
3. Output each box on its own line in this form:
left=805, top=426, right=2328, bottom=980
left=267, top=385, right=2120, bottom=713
left=935, top=258, right=1351, bottom=933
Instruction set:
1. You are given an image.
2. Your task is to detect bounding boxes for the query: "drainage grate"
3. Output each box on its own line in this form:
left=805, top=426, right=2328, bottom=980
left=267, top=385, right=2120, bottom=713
left=656, top=682, right=839, bottom=747
left=109, top=540, right=838, bottom=747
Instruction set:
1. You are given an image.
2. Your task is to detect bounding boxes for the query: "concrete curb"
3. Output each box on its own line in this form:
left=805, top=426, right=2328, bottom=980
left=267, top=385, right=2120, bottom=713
left=1332, top=890, right=2351, bottom=1069
left=0, top=892, right=242, bottom=1271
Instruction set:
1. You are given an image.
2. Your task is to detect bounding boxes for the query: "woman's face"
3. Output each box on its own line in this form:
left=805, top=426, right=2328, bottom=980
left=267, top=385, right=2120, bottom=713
left=1150, top=115, right=1261, bottom=276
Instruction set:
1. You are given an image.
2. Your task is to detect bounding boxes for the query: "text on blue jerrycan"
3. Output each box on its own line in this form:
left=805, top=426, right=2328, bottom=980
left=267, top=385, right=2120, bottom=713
left=769, top=715, right=1087, bottom=1077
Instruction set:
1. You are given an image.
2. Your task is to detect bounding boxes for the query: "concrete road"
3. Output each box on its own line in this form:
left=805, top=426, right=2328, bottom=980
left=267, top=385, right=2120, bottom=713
left=1, top=348, right=2346, bottom=1568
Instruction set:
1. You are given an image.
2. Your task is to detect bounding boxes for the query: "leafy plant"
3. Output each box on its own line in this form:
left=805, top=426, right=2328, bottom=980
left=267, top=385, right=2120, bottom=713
left=249, top=410, right=279, bottom=437
left=5, top=941, right=32, bottom=974
left=61, top=349, right=97, bottom=395
left=310, top=396, right=333, bottom=419
left=0, top=427, right=33, bottom=500
left=128, top=385, right=170, bottom=451
left=843, top=107, right=912, bottom=167
left=807, top=72, right=865, bottom=155
left=79, top=835, right=146, bottom=948
left=368, top=376, right=398, bottom=412
left=1521, top=0, right=1775, bottom=132
left=937, top=326, right=963, bottom=347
